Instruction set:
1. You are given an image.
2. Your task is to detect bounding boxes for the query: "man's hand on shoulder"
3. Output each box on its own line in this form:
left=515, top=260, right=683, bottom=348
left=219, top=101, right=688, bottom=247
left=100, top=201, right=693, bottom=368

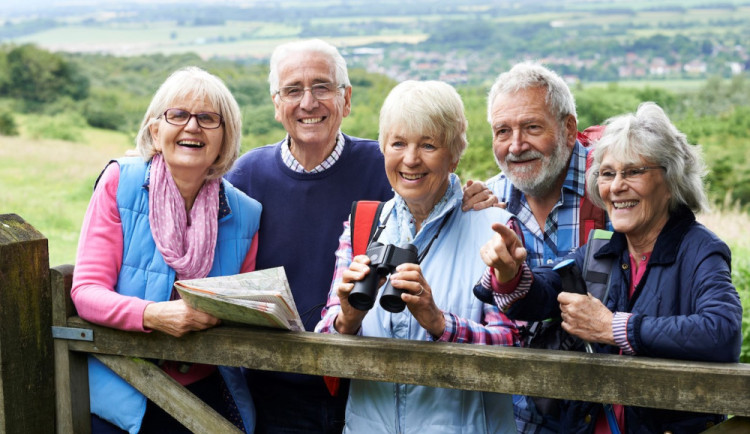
left=462, top=179, right=504, bottom=211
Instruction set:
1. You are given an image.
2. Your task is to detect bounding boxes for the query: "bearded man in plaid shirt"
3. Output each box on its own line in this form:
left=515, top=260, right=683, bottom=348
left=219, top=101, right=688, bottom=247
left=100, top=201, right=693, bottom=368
left=478, top=62, right=610, bottom=433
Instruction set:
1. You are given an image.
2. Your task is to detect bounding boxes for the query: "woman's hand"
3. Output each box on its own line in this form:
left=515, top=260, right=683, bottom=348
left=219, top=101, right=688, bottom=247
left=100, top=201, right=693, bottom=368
left=461, top=180, right=501, bottom=211
left=143, top=299, right=221, bottom=338
left=480, top=222, right=527, bottom=283
left=334, top=255, right=380, bottom=335
left=390, top=263, right=446, bottom=338
left=558, top=292, right=616, bottom=345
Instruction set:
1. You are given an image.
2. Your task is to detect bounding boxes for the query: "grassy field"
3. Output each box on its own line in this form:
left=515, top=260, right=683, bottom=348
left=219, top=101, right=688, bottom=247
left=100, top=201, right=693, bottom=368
left=2, top=124, right=748, bottom=361
left=6, top=123, right=750, bottom=268
left=13, top=20, right=428, bottom=59
left=10, top=1, right=748, bottom=61
left=0, top=122, right=132, bottom=266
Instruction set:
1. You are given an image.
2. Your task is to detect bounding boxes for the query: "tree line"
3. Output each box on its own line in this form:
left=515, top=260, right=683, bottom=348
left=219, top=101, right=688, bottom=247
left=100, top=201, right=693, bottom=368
left=2, top=43, right=750, bottom=205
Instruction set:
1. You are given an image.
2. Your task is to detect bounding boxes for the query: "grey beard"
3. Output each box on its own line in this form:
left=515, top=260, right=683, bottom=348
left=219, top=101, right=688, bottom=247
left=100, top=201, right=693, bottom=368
left=497, top=136, right=573, bottom=198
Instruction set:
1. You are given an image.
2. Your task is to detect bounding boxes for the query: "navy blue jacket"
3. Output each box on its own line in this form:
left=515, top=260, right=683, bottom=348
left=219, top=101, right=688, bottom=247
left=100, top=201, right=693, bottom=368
left=508, top=206, right=743, bottom=433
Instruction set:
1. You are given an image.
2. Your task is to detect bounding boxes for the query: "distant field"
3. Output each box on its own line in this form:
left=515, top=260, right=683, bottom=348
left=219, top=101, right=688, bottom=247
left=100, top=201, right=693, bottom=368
left=14, top=21, right=428, bottom=58
left=0, top=118, right=132, bottom=266
left=492, top=5, right=750, bottom=26
left=582, top=79, right=710, bottom=92
left=14, top=21, right=301, bottom=57
left=8, top=2, right=749, bottom=62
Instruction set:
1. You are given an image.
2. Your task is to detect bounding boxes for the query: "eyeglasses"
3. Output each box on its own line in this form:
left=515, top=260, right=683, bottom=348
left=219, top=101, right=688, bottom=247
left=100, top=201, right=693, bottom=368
left=275, top=82, right=345, bottom=103
left=595, top=166, right=665, bottom=184
left=162, top=108, right=224, bottom=129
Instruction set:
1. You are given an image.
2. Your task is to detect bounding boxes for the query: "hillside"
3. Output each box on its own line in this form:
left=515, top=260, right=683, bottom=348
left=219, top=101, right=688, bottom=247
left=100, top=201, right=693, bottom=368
left=0, top=127, right=132, bottom=266
left=3, top=0, right=749, bottom=85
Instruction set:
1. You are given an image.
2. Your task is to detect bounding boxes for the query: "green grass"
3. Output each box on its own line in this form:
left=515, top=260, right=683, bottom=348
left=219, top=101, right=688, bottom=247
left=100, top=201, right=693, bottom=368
left=698, top=208, right=750, bottom=363
left=1, top=115, right=132, bottom=266
left=2, top=118, right=748, bottom=363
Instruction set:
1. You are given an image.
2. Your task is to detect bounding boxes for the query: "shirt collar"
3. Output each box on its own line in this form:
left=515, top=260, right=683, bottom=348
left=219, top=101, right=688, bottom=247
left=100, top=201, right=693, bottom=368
left=281, top=131, right=345, bottom=173
left=562, top=140, right=588, bottom=198
left=596, top=205, right=696, bottom=266
left=391, top=173, right=461, bottom=238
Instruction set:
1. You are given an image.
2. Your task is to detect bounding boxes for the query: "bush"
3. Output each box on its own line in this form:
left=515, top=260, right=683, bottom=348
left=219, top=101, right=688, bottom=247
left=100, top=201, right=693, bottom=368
left=0, top=108, right=18, bottom=135
left=732, top=263, right=750, bottom=363
left=25, top=112, right=87, bottom=142
left=83, top=88, right=147, bottom=132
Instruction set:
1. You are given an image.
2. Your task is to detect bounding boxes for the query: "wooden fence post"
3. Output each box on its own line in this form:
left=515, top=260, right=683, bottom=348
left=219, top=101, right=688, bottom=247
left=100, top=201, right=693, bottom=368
left=0, top=214, right=55, bottom=433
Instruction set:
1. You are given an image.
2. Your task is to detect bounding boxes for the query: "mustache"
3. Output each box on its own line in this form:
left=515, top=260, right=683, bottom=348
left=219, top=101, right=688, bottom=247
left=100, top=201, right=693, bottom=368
left=505, top=150, right=544, bottom=163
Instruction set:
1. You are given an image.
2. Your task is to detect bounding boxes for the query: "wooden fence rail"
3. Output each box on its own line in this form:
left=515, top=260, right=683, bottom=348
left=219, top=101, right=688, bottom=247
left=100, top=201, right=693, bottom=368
left=2, top=213, right=750, bottom=433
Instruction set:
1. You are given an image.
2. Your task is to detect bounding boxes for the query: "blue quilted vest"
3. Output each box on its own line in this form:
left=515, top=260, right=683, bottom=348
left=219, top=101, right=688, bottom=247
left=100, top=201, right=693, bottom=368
left=88, top=157, right=261, bottom=433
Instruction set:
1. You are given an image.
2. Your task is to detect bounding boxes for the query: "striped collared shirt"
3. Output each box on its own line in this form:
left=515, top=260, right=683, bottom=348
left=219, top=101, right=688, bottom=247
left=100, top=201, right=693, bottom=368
left=281, top=131, right=345, bottom=173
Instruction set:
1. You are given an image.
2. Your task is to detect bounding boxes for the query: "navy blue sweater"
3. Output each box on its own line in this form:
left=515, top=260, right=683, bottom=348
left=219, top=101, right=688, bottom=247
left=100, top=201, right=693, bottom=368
left=226, top=135, right=393, bottom=331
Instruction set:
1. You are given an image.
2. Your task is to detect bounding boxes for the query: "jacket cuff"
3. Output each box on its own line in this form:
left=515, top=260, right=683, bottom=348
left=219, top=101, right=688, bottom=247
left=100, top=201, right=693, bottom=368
left=489, top=263, right=525, bottom=294
left=612, top=311, right=635, bottom=355
left=492, top=263, right=532, bottom=311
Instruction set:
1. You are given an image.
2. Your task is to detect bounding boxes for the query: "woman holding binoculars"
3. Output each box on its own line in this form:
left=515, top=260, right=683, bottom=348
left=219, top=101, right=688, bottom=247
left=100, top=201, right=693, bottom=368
left=315, top=80, right=519, bottom=433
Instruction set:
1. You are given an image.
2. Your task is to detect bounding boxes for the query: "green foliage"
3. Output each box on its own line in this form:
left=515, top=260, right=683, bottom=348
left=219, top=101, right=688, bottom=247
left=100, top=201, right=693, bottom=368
left=82, top=88, right=149, bottom=133
left=574, top=83, right=642, bottom=128
left=341, top=69, right=398, bottom=144
left=0, top=107, right=18, bottom=136
left=25, top=112, right=88, bottom=142
left=1, top=42, right=749, bottom=363
left=0, top=47, right=9, bottom=95
left=730, top=254, right=750, bottom=363
left=2, top=44, right=89, bottom=108
left=456, top=86, right=495, bottom=181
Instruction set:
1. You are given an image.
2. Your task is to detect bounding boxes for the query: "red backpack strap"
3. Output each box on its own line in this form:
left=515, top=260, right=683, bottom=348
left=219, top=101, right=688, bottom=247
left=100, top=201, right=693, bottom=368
left=579, top=125, right=607, bottom=245
left=325, top=200, right=384, bottom=397
left=580, top=196, right=606, bottom=245
left=350, top=200, right=385, bottom=256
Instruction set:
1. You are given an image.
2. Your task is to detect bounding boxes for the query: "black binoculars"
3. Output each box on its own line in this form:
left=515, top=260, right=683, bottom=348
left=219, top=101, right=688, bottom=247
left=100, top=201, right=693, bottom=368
left=348, top=241, right=418, bottom=313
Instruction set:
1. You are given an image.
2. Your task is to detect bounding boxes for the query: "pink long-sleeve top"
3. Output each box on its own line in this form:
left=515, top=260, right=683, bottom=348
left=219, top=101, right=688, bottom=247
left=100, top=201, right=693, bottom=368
left=72, top=163, right=258, bottom=329
left=71, top=163, right=258, bottom=384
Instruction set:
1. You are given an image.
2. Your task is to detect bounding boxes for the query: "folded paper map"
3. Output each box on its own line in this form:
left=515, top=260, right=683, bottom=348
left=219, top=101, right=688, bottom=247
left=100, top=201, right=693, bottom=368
left=175, top=267, right=303, bottom=331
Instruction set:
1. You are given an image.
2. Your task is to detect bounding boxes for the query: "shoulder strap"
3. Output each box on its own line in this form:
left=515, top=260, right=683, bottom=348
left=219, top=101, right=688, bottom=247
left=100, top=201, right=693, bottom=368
left=580, top=196, right=607, bottom=245
left=326, top=200, right=383, bottom=398
left=350, top=200, right=385, bottom=256
left=578, top=126, right=608, bottom=245
left=582, top=229, right=614, bottom=302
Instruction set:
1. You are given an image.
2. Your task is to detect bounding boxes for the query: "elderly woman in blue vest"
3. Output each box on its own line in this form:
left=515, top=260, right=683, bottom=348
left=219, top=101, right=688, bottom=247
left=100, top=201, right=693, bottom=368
left=478, top=102, right=742, bottom=433
left=71, top=66, right=259, bottom=434
left=315, top=80, right=519, bottom=433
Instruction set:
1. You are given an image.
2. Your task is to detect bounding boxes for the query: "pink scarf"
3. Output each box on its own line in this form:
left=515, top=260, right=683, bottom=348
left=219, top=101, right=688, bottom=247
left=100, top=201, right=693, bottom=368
left=148, top=154, right=220, bottom=280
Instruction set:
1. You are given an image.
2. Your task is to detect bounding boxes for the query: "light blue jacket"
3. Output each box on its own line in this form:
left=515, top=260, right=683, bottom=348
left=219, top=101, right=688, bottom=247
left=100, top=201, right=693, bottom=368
left=88, top=157, right=261, bottom=434
left=345, top=175, right=516, bottom=434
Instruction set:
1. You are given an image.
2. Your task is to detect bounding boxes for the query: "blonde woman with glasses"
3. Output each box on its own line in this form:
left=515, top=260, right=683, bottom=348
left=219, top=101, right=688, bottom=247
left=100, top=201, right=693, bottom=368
left=72, top=66, right=259, bottom=434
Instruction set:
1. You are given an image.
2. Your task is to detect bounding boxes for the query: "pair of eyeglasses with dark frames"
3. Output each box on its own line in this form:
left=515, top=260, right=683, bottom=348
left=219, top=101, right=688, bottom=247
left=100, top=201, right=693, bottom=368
left=595, top=166, right=666, bottom=183
left=275, top=82, right=346, bottom=103
left=162, top=108, right=224, bottom=129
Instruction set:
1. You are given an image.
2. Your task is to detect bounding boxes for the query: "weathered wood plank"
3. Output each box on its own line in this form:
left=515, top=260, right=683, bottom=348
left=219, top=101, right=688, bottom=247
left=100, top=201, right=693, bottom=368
left=51, top=265, right=90, bottom=434
left=62, top=317, right=750, bottom=417
left=703, top=416, right=750, bottom=433
left=94, top=354, right=242, bottom=434
left=0, top=214, right=55, bottom=434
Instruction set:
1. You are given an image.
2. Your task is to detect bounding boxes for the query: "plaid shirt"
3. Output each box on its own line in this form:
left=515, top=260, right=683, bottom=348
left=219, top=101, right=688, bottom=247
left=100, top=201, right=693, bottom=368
left=482, top=142, right=620, bottom=433
left=315, top=216, right=518, bottom=346
left=487, top=140, right=589, bottom=268
left=280, top=131, right=345, bottom=173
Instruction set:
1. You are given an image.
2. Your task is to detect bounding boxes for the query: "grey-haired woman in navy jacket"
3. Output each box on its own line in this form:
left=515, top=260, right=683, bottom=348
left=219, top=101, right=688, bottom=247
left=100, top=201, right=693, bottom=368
left=477, top=102, right=742, bottom=434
